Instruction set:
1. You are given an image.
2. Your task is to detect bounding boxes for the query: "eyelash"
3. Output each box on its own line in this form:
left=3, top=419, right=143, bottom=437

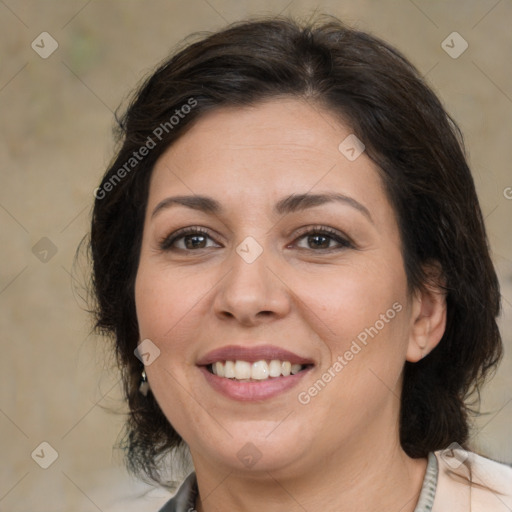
left=158, top=225, right=354, bottom=253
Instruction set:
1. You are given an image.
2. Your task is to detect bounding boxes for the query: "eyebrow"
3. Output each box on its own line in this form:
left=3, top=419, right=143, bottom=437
left=151, top=192, right=373, bottom=223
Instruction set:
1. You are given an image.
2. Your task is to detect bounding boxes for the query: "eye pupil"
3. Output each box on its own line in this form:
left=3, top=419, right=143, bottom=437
left=308, top=235, right=330, bottom=249
left=185, top=235, right=207, bottom=249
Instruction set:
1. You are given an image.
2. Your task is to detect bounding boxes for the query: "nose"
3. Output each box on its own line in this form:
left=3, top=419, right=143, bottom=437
left=213, top=242, right=291, bottom=327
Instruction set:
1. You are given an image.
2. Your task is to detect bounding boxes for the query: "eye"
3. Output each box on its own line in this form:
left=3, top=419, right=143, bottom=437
left=159, top=227, right=221, bottom=251
left=159, top=225, right=354, bottom=253
left=291, top=225, right=353, bottom=251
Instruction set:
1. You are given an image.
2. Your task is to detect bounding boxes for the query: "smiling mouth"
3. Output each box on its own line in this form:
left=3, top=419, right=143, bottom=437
left=207, top=360, right=313, bottom=381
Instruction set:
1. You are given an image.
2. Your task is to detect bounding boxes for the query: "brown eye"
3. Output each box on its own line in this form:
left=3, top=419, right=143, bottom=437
left=305, top=234, right=333, bottom=249
left=293, top=226, right=353, bottom=251
left=182, top=234, right=208, bottom=250
left=159, top=227, right=220, bottom=251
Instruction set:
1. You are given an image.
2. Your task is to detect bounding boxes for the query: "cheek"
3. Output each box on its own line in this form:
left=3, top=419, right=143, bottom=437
left=135, top=267, right=166, bottom=339
left=134, top=266, right=201, bottom=435
left=135, top=263, right=203, bottom=343
left=298, top=259, right=411, bottom=400
left=297, top=260, right=407, bottom=337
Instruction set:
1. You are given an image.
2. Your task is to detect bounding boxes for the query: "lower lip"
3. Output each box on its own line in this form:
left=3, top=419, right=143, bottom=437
left=199, top=366, right=311, bottom=401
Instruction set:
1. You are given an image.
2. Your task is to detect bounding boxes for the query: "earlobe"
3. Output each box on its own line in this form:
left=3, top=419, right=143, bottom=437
left=406, top=266, right=447, bottom=363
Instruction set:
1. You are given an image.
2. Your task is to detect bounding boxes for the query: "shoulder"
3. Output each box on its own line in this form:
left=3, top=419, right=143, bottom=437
left=433, top=446, right=512, bottom=512
left=158, top=472, right=198, bottom=512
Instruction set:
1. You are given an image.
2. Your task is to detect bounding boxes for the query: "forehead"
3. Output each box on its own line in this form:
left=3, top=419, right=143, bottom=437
left=148, top=98, right=387, bottom=216
left=156, top=98, right=351, bottom=167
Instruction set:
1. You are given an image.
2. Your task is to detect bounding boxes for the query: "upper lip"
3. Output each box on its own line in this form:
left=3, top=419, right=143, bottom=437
left=197, top=344, right=314, bottom=366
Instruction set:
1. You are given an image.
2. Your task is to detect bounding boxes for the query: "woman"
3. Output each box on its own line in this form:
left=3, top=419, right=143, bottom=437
left=89, top=16, right=512, bottom=511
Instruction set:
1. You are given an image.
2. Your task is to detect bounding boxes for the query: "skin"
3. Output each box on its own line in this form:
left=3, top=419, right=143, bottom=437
left=134, top=97, right=447, bottom=512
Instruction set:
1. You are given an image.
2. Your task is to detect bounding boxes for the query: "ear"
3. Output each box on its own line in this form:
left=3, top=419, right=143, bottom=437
left=406, top=263, right=447, bottom=362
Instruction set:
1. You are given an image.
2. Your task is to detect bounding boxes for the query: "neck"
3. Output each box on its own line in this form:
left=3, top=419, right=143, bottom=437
left=192, top=433, right=427, bottom=512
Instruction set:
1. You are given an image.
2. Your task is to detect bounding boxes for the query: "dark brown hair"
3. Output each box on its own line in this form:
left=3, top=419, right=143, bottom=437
left=89, top=15, right=503, bottom=482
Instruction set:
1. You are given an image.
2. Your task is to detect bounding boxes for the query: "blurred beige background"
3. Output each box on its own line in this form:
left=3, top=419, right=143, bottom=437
left=1, top=0, right=511, bottom=510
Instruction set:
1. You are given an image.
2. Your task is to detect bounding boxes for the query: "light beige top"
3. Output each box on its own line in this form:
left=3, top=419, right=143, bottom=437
left=433, top=446, right=512, bottom=511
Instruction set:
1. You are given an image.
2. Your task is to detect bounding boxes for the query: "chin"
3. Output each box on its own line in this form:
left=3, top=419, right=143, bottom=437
left=189, top=425, right=309, bottom=474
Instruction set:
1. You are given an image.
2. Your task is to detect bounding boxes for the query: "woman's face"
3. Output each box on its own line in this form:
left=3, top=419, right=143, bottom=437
left=135, top=98, right=419, bottom=476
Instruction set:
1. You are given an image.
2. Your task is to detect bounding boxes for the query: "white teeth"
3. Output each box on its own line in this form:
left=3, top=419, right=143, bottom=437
left=234, top=360, right=251, bottom=379
left=214, top=361, right=225, bottom=377
left=268, top=360, right=282, bottom=377
left=210, top=359, right=306, bottom=380
left=291, top=364, right=302, bottom=375
left=224, top=360, right=236, bottom=378
left=251, top=360, right=269, bottom=380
